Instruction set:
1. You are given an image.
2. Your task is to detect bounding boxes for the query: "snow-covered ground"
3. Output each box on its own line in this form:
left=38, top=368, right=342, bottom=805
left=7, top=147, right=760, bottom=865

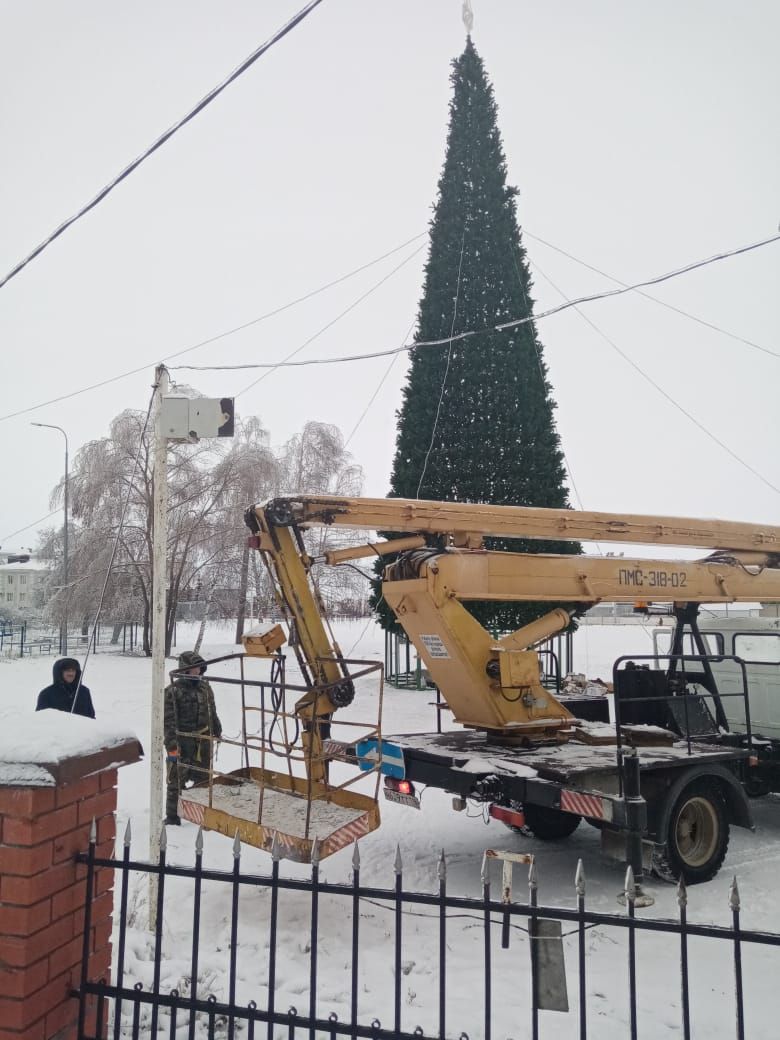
left=3, top=619, right=779, bottom=1038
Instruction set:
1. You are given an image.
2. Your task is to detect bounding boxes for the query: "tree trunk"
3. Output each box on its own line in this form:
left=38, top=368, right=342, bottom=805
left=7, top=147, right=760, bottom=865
left=234, top=543, right=250, bottom=644
left=165, top=585, right=177, bottom=656
left=142, top=602, right=151, bottom=656
left=251, top=552, right=264, bottom=618
left=194, top=584, right=216, bottom=655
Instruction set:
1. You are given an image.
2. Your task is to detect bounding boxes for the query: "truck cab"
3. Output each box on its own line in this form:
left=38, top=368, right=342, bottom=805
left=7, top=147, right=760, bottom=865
left=653, top=616, right=780, bottom=742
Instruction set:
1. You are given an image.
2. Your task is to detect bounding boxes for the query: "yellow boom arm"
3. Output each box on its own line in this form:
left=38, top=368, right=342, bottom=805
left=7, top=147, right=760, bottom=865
left=245, top=495, right=780, bottom=741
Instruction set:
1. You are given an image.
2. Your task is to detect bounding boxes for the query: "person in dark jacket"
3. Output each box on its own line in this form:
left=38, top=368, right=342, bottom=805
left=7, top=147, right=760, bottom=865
left=36, top=658, right=96, bottom=718
left=164, top=650, right=222, bottom=825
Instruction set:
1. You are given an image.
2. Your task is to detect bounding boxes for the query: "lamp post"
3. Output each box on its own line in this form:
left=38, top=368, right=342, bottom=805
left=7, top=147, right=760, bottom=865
left=31, top=423, right=69, bottom=654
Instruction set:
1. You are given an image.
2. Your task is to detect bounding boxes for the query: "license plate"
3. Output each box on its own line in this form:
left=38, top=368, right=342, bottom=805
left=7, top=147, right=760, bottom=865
left=384, top=789, right=421, bottom=810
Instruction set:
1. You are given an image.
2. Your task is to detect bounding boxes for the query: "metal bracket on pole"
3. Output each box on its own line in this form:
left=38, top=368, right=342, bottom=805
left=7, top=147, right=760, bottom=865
left=482, top=849, right=569, bottom=1012
left=483, top=849, right=534, bottom=901
left=483, top=848, right=534, bottom=950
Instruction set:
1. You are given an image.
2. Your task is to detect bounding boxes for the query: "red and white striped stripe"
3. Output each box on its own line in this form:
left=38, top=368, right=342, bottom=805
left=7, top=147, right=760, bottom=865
left=560, top=789, right=611, bottom=821
left=264, top=828, right=299, bottom=852
left=179, top=797, right=205, bottom=826
left=322, top=739, right=350, bottom=760
left=179, top=796, right=376, bottom=862
left=322, top=814, right=372, bottom=857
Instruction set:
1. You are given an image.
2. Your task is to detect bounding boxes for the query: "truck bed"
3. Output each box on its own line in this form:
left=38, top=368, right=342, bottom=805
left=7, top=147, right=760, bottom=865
left=390, top=729, right=748, bottom=803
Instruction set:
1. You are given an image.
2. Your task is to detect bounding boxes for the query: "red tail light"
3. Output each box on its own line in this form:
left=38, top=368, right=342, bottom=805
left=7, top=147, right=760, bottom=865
left=489, top=804, right=525, bottom=829
left=384, top=776, right=415, bottom=796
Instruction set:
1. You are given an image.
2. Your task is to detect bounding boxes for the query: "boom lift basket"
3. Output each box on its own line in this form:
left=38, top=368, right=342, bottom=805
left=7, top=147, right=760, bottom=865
left=180, top=766, right=380, bottom=862
left=175, top=652, right=384, bottom=862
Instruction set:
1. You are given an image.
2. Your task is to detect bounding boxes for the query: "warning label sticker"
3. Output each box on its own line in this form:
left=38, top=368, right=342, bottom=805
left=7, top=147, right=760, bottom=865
left=419, top=634, right=450, bottom=659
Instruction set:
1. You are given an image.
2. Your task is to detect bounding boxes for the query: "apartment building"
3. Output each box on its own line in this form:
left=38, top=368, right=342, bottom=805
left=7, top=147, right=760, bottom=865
left=0, top=553, right=44, bottom=613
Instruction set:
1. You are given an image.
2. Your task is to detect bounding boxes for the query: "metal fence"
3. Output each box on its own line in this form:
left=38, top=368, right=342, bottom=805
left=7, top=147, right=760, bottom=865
left=0, top=620, right=142, bottom=657
left=73, top=825, right=780, bottom=1040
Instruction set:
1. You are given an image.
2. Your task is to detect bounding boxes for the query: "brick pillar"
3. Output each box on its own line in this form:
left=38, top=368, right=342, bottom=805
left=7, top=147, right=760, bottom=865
left=0, top=740, right=141, bottom=1040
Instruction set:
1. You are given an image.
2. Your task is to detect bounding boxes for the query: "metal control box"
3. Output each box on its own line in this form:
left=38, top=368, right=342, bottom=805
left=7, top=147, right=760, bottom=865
left=161, top=396, right=234, bottom=440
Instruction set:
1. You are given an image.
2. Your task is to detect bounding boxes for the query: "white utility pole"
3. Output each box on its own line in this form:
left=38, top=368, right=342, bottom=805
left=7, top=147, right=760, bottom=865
left=149, top=364, right=169, bottom=924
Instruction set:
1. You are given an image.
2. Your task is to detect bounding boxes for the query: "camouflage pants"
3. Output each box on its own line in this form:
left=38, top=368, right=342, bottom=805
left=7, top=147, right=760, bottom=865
left=166, top=741, right=212, bottom=818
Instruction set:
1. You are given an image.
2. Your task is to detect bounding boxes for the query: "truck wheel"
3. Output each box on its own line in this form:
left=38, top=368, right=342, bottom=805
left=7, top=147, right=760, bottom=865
left=521, top=803, right=581, bottom=841
left=654, top=781, right=729, bottom=884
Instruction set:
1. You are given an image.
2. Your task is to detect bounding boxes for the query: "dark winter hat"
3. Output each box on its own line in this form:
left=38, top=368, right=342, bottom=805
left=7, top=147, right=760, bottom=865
left=53, top=657, right=81, bottom=683
left=178, top=650, right=207, bottom=674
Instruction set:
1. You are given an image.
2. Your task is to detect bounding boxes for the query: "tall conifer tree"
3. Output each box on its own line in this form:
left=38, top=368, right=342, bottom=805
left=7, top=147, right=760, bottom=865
left=384, top=38, right=580, bottom=632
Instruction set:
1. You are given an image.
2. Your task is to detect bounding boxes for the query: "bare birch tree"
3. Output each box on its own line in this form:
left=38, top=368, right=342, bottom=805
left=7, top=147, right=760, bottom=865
left=38, top=413, right=368, bottom=655
left=277, top=421, right=368, bottom=614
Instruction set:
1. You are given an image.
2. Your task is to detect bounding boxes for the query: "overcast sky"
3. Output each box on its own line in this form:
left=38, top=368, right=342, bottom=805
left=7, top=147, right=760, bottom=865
left=1, top=0, right=778, bottom=557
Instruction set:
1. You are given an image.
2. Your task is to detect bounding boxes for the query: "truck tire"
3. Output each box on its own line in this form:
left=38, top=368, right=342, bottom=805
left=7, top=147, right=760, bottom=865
left=653, top=780, right=729, bottom=884
left=520, top=803, right=581, bottom=841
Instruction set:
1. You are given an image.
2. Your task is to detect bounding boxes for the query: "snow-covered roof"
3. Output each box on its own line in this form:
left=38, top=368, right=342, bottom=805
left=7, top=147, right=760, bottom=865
left=0, top=558, right=45, bottom=573
left=0, top=707, right=142, bottom=786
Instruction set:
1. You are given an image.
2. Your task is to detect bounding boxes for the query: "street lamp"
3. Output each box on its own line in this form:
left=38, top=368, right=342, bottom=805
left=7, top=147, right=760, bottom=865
left=31, top=423, right=69, bottom=654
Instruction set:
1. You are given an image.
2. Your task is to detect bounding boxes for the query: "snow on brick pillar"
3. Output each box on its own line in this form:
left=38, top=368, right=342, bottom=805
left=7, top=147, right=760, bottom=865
left=0, top=731, right=142, bottom=1040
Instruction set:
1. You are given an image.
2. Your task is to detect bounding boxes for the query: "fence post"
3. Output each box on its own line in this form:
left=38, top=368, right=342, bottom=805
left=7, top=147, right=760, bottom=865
left=575, top=860, right=587, bottom=1040
left=394, top=846, right=403, bottom=1037
left=438, top=851, right=447, bottom=1040
left=350, top=842, right=361, bottom=1040
left=730, top=877, right=744, bottom=1040
left=529, top=859, right=539, bottom=1040
left=0, top=736, right=141, bottom=1040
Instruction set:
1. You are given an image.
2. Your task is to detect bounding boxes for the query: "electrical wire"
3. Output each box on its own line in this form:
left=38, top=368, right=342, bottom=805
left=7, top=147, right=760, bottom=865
left=530, top=258, right=780, bottom=497
left=0, top=229, right=428, bottom=425
left=235, top=242, right=426, bottom=397
left=343, top=321, right=413, bottom=448
left=332, top=563, right=375, bottom=581
left=174, top=232, right=780, bottom=373
left=496, top=231, right=780, bottom=331
left=267, top=654, right=299, bottom=754
left=75, top=386, right=157, bottom=701
left=0, top=0, right=326, bottom=293
left=1, top=509, right=60, bottom=543
left=416, top=232, right=466, bottom=498
left=523, top=230, right=780, bottom=361
left=356, top=894, right=602, bottom=940
left=346, top=594, right=384, bottom=657
left=507, top=241, right=601, bottom=550
left=9, top=228, right=766, bottom=429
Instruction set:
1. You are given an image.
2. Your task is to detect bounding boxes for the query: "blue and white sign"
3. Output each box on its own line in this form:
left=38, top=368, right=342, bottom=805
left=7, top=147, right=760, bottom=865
left=355, top=739, right=406, bottom=779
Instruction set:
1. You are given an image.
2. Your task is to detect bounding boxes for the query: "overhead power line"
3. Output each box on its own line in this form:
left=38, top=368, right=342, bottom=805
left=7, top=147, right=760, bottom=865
left=508, top=241, right=597, bottom=547
left=0, top=0, right=326, bottom=293
left=343, top=322, right=413, bottom=448
left=0, top=229, right=427, bottom=424
left=524, top=230, right=780, bottom=360
left=416, top=231, right=466, bottom=498
left=1, top=510, right=60, bottom=543
left=174, top=232, right=780, bottom=373
left=236, top=241, right=427, bottom=397
left=530, top=258, right=780, bottom=498
left=495, top=231, right=780, bottom=333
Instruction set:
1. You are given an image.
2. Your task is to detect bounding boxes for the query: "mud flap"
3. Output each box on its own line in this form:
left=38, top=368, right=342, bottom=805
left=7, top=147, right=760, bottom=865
left=600, top=827, right=654, bottom=871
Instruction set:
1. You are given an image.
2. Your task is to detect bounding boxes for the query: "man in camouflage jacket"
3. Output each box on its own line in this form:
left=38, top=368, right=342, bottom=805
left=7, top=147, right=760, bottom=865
left=164, top=650, right=222, bottom=824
